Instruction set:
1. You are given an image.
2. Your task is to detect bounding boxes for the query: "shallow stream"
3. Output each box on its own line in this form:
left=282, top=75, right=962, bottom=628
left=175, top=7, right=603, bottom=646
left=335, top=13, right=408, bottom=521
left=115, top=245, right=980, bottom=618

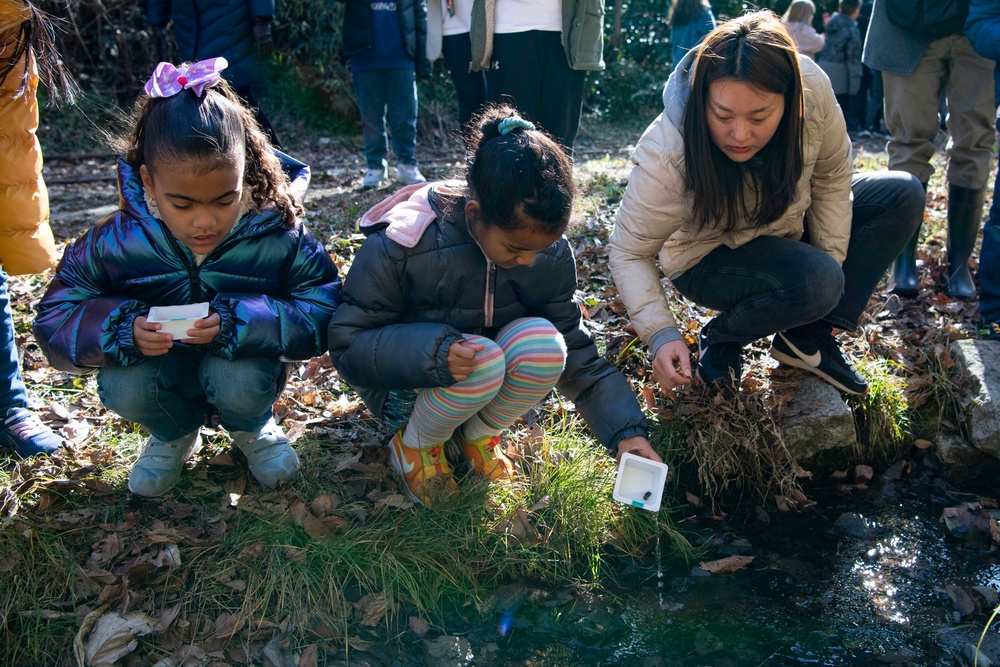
left=385, top=456, right=1000, bottom=666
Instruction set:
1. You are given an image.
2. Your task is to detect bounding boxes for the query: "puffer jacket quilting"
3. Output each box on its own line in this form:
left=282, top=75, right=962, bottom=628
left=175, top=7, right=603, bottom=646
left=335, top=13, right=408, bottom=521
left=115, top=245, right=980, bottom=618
left=34, top=157, right=342, bottom=375
left=147, top=0, right=274, bottom=89
left=0, top=0, right=59, bottom=275
left=327, top=184, right=647, bottom=451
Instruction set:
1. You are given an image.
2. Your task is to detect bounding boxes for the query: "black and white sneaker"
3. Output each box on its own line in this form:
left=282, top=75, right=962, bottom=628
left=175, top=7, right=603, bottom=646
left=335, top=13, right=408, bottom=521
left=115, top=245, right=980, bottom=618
left=697, top=320, right=744, bottom=386
left=770, top=330, right=869, bottom=395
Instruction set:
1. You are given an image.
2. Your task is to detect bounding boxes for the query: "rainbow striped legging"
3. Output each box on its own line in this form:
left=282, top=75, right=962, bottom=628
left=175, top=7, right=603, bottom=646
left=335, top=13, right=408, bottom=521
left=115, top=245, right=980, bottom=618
left=382, top=317, right=568, bottom=446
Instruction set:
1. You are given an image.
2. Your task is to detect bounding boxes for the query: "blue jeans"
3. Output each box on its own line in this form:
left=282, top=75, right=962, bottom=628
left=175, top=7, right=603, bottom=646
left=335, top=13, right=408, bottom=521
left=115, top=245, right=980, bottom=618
left=978, top=117, right=1000, bottom=323
left=0, top=270, right=28, bottom=413
left=673, top=171, right=925, bottom=345
left=97, top=349, right=288, bottom=441
left=352, top=67, right=418, bottom=169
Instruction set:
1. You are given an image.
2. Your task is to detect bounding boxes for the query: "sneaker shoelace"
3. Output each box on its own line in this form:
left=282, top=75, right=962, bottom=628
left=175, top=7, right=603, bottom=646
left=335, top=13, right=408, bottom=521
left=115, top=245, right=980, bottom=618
left=6, top=412, right=53, bottom=441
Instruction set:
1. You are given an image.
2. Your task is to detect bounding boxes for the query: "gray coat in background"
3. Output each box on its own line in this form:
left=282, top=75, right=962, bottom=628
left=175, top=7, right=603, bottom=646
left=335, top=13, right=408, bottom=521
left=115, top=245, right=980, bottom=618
left=861, top=0, right=933, bottom=74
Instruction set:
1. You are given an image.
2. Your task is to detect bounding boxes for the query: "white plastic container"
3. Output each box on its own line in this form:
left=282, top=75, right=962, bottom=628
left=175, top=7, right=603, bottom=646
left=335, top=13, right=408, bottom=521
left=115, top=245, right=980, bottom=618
left=613, top=452, right=669, bottom=513
left=147, top=302, right=210, bottom=339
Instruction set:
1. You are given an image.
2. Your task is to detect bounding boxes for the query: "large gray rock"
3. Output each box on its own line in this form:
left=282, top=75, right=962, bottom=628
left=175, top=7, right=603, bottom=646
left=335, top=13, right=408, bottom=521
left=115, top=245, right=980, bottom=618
left=951, top=340, right=1000, bottom=458
left=779, top=374, right=857, bottom=459
left=934, top=433, right=999, bottom=484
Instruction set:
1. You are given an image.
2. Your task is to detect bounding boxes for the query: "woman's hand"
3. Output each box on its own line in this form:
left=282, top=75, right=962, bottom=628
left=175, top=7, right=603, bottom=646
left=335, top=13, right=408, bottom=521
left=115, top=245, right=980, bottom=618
left=652, top=339, right=692, bottom=392
left=180, top=311, right=221, bottom=346
left=616, top=436, right=663, bottom=464
left=133, top=315, right=173, bottom=357
left=448, top=338, right=485, bottom=381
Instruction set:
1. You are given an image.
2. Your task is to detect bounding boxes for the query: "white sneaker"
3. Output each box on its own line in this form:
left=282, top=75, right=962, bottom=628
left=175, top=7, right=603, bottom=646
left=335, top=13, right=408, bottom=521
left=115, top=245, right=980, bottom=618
left=232, top=419, right=300, bottom=487
left=128, top=430, right=202, bottom=497
left=395, top=163, right=426, bottom=185
left=363, top=165, right=387, bottom=189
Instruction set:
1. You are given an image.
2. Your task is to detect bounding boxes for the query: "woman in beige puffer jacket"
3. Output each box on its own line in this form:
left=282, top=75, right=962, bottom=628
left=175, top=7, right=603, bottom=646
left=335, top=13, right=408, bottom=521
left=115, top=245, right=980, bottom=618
left=608, top=11, right=923, bottom=397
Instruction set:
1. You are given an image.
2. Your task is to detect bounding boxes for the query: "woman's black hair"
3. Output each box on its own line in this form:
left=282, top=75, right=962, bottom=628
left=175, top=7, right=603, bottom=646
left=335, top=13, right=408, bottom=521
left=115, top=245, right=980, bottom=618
left=118, top=77, right=301, bottom=227
left=463, top=103, right=575, bottom=235
left=683, top=10, right=805, bottom=232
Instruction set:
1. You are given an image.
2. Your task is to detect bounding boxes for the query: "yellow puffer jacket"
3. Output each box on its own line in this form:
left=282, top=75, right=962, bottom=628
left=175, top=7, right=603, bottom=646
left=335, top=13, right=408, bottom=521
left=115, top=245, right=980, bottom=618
left=0, top=0, right=57, bottom=276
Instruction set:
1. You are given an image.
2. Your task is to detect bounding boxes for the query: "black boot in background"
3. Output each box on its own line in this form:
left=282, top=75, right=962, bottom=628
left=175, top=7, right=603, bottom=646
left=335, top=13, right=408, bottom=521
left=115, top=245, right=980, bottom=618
left=945, top=183, right=987, bottom=300
left=891, top=181, right=927, bottom=298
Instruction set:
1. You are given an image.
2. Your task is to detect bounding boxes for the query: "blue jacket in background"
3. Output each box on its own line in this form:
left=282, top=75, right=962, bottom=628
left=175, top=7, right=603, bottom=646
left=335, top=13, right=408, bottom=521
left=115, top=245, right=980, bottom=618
left=966, top=0, right=1000, bottom=105
left=670, top=5, right=716, bottom=67
left=147, top=0, right=274, bottom=89
left=338, top=0, right=431, bottom=78
left=34, top=156, right=342, bottom=375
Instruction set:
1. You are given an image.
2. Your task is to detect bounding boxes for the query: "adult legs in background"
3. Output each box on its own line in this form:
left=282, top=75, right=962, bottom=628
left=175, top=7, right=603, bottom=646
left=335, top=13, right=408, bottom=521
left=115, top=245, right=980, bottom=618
left=487, top=30, right=587, bottom=149
left=977, top=115, right=1000, bottom=333
left=442, top=32, right=487, bottom=128
left=940, top=39, right=996, bottom=299
left=882, top=35, right=994, bottom=298
left=353, top=68, right=391, bottom=180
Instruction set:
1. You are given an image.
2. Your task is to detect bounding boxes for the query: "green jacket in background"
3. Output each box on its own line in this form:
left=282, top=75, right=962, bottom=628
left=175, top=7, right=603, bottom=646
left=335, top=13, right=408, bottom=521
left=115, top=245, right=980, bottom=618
left=470, top=0, right=605, bottom=72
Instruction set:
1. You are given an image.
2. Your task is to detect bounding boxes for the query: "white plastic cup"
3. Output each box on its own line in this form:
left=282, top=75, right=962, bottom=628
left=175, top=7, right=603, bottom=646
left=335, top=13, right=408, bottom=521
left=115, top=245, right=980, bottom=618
left=146, top=302, right=210, bottom=339
left=612, top=452, right=669, bottom=513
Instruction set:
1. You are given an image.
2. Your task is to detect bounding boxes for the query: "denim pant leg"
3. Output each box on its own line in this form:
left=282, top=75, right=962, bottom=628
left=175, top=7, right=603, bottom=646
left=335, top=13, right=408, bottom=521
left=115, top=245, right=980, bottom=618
left=97, top=349, right=206, bottom=441
left=978, top=118, right=1000, bottom=322
left=823, top=171, right=925, bottom=329
left=384, top=67, right=418, bottom=166
left=200, top=355, right=287, bottom=433
left=0, top=270, right=28, bottom=412
left=672, top=236, right=845, bottom=346
left=353, top=69, right=390, bottom=170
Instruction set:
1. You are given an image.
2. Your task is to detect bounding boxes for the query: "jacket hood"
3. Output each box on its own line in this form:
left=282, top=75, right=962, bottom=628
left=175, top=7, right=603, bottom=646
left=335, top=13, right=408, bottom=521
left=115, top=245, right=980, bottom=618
left=662, top=47, right=697, bottom=134
left=359, top=181, right=467, bottom=248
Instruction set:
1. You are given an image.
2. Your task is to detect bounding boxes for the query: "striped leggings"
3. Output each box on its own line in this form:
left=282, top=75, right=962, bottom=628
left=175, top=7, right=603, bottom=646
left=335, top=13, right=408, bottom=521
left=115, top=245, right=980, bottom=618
left=385, top=317, right=567, bottom=448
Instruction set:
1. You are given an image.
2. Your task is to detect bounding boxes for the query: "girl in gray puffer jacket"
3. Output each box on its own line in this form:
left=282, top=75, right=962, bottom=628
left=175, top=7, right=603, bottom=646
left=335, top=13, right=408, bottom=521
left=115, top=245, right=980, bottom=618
left=328, top=104, right=660, bottom=507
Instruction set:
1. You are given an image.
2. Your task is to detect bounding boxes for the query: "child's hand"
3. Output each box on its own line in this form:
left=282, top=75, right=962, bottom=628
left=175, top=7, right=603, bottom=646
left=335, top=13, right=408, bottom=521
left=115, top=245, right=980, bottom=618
left=133, top=315, right=174, bottom=356
left=652, top=339, right=692, bottom=392
left=179, top=311, right=221, bottom=346
left=615, top=436, right=663, bottom=465
left=448, top=338, right=485, bottom=381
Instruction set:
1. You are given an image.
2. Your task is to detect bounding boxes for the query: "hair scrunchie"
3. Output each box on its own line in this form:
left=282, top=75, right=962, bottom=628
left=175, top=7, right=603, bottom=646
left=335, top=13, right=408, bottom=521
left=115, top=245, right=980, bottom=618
left=498, top=117, right=536, bottom=136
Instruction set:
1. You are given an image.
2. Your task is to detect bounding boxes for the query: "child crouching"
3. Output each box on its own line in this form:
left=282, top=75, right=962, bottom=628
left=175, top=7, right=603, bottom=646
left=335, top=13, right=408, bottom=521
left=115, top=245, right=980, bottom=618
left=34, top=59, right=342, bottom=496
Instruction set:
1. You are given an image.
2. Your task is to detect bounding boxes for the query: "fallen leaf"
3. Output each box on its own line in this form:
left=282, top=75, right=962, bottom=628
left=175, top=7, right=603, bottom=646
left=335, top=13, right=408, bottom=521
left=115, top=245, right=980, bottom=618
left=699, top=555, right=754, bottom=575
left=354, top=592, right=390, bottom=627
left=298, top=644, right=319, bottom=667
left=408, top=616, right=430, bottom=637
left=74, top=606, right=161, bottom=667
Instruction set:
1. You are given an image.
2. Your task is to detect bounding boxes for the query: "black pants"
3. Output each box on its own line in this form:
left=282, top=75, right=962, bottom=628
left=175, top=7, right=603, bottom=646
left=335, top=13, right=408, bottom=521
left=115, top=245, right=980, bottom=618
left=673, top=172, right=925, bottom=345
left=442, top=33, right=487, bottom=129
left=486, top=30, right=587, bottom=149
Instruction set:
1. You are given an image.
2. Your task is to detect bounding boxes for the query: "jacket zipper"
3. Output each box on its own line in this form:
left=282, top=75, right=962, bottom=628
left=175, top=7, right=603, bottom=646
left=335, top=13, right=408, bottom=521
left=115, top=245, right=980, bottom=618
left=484, top=258, right=495, bottom=329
